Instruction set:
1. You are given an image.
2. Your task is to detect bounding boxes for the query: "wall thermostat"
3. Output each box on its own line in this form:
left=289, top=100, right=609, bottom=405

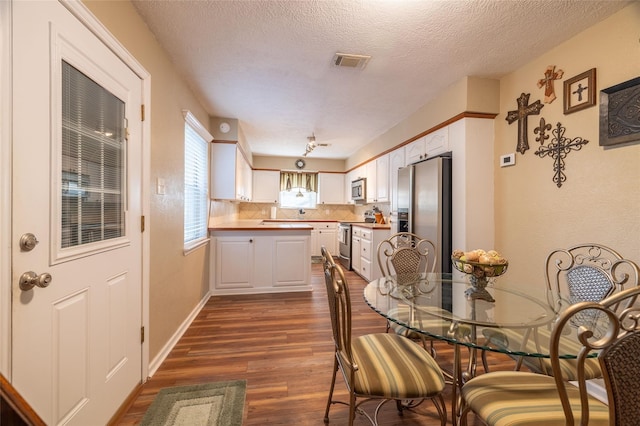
left=500, top=153, right=516, bottom=168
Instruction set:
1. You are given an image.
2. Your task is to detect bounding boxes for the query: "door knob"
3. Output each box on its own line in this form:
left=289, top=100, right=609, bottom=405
left=19, top=271, right=52, bottom=291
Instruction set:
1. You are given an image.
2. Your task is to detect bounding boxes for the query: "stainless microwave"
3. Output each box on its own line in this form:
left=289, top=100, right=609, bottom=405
left=351, top=178, right=366, bottom=202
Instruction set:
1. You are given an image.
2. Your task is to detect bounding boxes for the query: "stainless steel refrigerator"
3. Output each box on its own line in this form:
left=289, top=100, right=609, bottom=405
left=396, top=155, right=452, bottom=274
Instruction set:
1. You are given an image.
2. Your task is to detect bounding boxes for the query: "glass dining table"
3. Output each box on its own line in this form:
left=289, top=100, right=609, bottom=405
left=363, top=273, right=566, bottom=425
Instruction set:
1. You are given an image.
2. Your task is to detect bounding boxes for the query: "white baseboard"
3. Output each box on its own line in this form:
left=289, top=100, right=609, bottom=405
left=148, top=291, right=212, bottom=377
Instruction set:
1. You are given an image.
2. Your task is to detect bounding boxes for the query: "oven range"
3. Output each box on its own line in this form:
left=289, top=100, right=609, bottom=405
left=337, top=221, right=369, bottom=270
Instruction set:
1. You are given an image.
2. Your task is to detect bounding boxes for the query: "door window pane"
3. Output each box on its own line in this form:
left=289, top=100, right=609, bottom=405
left=61, top=61, right=125, bottom=248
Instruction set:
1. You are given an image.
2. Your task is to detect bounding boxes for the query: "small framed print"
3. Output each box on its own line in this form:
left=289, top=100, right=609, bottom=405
left=563, top=68, right=596, bottom=114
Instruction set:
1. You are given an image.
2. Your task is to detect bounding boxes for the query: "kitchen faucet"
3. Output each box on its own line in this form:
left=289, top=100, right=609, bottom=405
left=298, top=208, right=305, bottom=218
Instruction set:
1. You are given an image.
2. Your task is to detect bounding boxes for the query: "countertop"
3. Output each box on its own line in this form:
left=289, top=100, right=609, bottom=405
left=209, top=219, right=313, bottom=231
left=350, top=222, right=391, bottom=230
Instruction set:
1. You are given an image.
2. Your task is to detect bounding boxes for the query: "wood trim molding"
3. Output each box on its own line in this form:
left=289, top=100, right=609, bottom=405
left=346, top=111, right=498, bottom=173
left=0, top=373, right=46, bottom=426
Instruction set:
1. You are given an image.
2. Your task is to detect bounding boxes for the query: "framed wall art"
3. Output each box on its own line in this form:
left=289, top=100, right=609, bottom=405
left=599, top=76, right=640, bottom=147
left=563, top=68, right=596, bottom=114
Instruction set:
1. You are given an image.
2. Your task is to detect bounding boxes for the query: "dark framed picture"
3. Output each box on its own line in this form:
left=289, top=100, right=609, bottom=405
left=563, top=68, right=596, bottom=114
left=599, top=76, right=640, bottom=147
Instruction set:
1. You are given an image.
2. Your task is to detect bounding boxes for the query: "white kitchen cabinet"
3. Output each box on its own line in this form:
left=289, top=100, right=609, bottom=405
left=210, top=143, right=252, bottom=201
left=352, top=225, right=389, bottom=281
left=405, top=128, right=450, bottom=165
left=351, top=230, right=361, bottom=274
left=211, top=230, right=312, bottom=295
left=215, top=236, right=255, bottom=289
left=318, top=173, right=344, bottom=204
left=315, top=222, right=338, bottom=255
left=424, top=127, right=450, bottom=157
left=375, top=154, right=389, bottom=203
left=273, top=236, right=309, bottom=287
left=364, top=154, right=389, bottom=203
left=298, top=222, right=338, bottom=256
left=389, top=146, right=405, bottom=213
left=252, top=170, right=280, bottom=203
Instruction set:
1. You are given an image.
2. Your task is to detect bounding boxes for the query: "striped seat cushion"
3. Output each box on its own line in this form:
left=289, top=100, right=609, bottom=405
left=483, top=328, right=602, bottom=380
left=462, top=371, right=609, bottom=426
left=351, top=333, right=445, bottom=398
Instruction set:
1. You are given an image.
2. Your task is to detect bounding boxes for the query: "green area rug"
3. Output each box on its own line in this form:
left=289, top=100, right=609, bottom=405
left=141, top=380, right=246, bottom=426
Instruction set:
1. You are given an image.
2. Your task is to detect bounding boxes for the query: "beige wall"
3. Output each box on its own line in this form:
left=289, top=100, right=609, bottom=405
left=253, top=155, right=345, bottom=172
left=494, top=3, right=640, bottom=299
left=83, top=0, right=212, bottom=361
left=83, top=0, right=640, bottom=362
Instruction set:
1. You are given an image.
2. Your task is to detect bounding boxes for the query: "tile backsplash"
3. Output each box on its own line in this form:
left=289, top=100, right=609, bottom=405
left=238, top=202, right=390, bottom=221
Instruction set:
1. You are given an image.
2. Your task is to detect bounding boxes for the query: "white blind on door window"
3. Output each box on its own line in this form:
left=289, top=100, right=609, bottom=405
left=184, top=122, right=209, bottom=245
left=61, top=61, right=125, bottom=249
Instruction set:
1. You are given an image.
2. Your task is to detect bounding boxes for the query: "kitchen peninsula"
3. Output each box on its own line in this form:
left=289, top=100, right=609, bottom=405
left=209, top=220, right=313, bottom=295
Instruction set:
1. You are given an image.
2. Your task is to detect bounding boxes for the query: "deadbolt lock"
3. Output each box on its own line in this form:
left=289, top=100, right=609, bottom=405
left=19, top=233, right=39, bottom=252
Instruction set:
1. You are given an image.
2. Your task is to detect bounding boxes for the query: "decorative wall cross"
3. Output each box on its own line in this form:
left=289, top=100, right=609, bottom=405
left=506, top=93, right=544, bottom=154
left=537, top=65, right=564, bottom=103
left=534, top=119, right=589, bottom=188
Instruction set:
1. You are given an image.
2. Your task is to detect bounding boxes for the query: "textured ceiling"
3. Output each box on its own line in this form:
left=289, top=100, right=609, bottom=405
left=131, top=0, right=629, bottom=159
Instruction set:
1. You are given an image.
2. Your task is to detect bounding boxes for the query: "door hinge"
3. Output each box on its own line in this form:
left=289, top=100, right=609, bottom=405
left=141, top=326, right=145, bottom=344
left=141, top=104, right=145, bottom=121
left=141, top=215, right=145, bottom=232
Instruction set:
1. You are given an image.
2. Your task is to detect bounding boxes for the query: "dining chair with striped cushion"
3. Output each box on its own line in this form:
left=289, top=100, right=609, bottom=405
left=460, top=284, right=640, bottom=426
left=321, top=246, right=447, bottom=426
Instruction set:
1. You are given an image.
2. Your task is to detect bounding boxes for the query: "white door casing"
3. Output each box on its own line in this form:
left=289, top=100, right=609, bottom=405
left=11, top=1, right=148, bottom=424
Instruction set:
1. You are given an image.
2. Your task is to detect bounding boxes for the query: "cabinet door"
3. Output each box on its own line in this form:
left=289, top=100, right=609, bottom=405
left=317, top=229, right=337, bottom=254
left=365, top=161, right=376, bottom=203
left=252, top=170, right=280, bottom=203
left=210, top=143, right=239, bottom=200
left=405, top=136, right=426, bottom=164
left=389, top=147, right=405, bottom=213
left=216, top=237, right=254, bottom=288
left=425, top=127, right=449, bottom=158
left=375, top=154, right=389, bottom=203
left=351, top=235, right=361, bottom=273
left=318, top=173, right=345, bottom=204
left=274, top=236, right=309, bottom=287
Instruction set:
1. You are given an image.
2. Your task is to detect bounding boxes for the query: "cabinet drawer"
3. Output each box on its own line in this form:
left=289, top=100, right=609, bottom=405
left=352, top=228, right=362, bottom=238
left=360, top=228, right=373, bottom=241
left=315, top=222, right=337, bottom=230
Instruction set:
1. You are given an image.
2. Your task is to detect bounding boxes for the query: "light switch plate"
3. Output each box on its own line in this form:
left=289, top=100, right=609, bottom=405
left=156, top=177, right=166, bottom=195
left=500, top=153, right=516, bottom=168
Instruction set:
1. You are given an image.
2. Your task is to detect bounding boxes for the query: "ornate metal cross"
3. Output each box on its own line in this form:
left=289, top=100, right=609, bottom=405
left=534, top=120, right=589, bottom=188
left=537, top=65, right=564, bottom=103
left=506, top=93, right=544, bottom=154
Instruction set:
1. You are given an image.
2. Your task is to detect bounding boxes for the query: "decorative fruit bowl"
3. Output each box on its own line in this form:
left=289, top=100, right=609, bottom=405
left=452, top=250, right=508, bottom=302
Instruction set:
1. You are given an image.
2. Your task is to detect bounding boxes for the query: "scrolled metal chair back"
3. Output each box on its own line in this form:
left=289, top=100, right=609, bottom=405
left=377, top=233, right=436, bottom=284
left=321, top=246, right=355, bottom=378
left=550, top=285, right=640, bottom=425
left=544, top=244, right=640, bottom=321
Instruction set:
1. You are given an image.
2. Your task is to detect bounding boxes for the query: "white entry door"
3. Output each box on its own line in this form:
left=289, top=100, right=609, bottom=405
left=11, top=1, right=143, bottom=424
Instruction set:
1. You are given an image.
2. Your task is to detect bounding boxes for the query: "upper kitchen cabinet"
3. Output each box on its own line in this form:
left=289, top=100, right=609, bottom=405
left=252, top=170, right=280, bottom=203
left=388, top=147, right=405, bottom=213
left=210, top=142, right=252, bottom=201
left=405, top=127, right=450, bottom=164
left=317, top=172, right=344, bottom=204
left=366, top=154, right=389, bottom=203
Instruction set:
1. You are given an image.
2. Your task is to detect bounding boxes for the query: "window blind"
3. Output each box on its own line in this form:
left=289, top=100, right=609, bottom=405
left=184, top=120, right=209, bottom=245
left=61, top=60, right=125, bottom=249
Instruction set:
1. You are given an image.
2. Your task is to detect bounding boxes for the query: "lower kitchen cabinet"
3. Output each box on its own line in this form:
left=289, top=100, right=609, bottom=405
left=211, top=230, right=311, bottom=295
left=352, top=225, right=389, bottom=281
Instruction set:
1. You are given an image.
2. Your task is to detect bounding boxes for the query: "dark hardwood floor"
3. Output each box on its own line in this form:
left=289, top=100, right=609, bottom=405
left=115, top=264, right=517, bottom=425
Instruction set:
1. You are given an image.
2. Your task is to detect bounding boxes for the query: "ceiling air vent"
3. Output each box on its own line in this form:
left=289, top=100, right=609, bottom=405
left=332, top=53, right=371, bottom=69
